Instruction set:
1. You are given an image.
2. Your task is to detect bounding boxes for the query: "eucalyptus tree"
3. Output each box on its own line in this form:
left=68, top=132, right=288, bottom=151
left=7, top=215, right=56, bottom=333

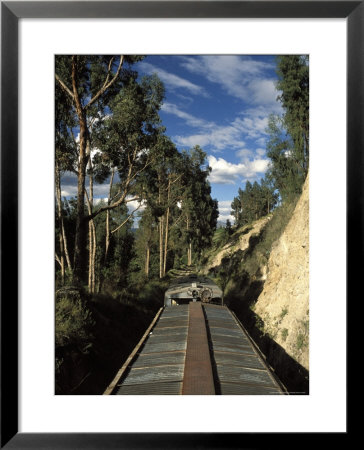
left=265, top=55, right=309, bottom=201
left=266, top=114, right=305, bottom=201
left=179, top=146, right=218, bottom=265
left=55, top=56, right=170, bottom=285
left=55, top=76, right=78, bottom=283
left=92, top=74, right=165, bottom=270
left=55, top=55, right=143, bottom=284
left=139, top=135, right=183, bottom=278
left=230, top=175, right=278, bottom=228
left=276, top=55, right=309, bottom=174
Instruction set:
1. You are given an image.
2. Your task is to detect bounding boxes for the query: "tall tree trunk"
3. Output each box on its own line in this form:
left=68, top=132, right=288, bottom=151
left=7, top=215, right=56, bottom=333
left=88, top=223, right=93, bottom=291
left=86, top=160, right=96, bottom=294
left=91, top=220, right=96, bottom=293
left=72, top=57, right=90, bottom=285
left=105, top=167, right=115, bottom=263
left=145, top=245, right=150, bottom=278
left=186, top=214, right=192, bottom=266
left=158, top=175, right=164, bottom=279
left=163, top=209, right=169, bottom=277
left=159, top=216, right=164, bottom=279
left=87, top=169, right=93, bottom=293
left=163, top=179, right=171, bottom=277
left=55, top=163, right=65, bottom=285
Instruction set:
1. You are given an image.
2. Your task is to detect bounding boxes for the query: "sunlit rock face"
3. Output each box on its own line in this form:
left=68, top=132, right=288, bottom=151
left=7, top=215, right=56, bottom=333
left=255, top=173, right=309, bottom=370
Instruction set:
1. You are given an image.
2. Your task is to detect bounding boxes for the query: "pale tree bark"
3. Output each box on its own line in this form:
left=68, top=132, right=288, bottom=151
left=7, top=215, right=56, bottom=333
left=55, top=165, right=65, bottom=285
left=162, top=173, right=182, bottom=276
left=56, top=55, right=124, bottom=284
left=105, top=167, right=115, bottom=263
left=145, top=245, right=150, bottom=278
left=159, top=215, right=164, bottom=279
left=186, top=214, right=192, bottom=266
left=163, top=178, right=171, bottom=277
left=86, top=146, right=151, bottom=222
left=55, top=160, right=73, bottom=283
left=55, top=252, right=62, bottom=268
left=157, top=173, right=165, bottom=279
left=85, top=165, right=97, bottom=294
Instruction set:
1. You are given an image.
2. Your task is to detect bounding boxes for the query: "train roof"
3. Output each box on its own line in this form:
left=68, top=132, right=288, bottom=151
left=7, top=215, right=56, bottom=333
left=165, top=274, right=222, bottom=297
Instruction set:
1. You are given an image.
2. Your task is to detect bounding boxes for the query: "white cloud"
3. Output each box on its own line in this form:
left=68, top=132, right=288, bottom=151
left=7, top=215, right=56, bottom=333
left=61, top=185, right=77, bottom=198
left=139, top=61, right=208, bottom=97
left=174, top=127, right=245, bottom=152
left=161, top=103, right=209, bottom=128
left=249, top=79, right=278, bottom=105
left=163, top=103, right=246, bottom=151
left=179, top=55, right=277, bottom=106
left=163, top=103, right=278, bottom=152
left=218, top=213, right=235, bottom=224
left=208, top=154, right=269, bottom=184
left=217, top=200, right=233, bottom=215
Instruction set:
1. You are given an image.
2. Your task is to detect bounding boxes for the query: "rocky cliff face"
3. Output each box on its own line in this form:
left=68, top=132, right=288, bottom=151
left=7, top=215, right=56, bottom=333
left=203, top=215, right=272, bottom=274
left=254, top=173, right=309, bottom=370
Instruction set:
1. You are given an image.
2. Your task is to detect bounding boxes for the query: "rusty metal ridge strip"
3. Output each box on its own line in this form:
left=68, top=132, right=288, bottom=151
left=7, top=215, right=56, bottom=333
left=228, top=308, right=288, bottom=395
left=182, top=302, right=215, bottom=395
left=103, top=307, right=164, bottom=395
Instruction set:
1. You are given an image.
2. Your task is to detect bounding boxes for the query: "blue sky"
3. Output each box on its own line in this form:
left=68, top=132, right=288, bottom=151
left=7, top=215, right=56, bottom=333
left=61, top=55, right=283, bottom=223
left=136, top=55, right=282, bottom=222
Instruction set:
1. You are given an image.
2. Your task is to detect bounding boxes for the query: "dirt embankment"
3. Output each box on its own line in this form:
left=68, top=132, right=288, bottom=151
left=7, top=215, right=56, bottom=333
left=203, top=215, right=272, bottom=274
left=254, top=173, right=309, bottom=371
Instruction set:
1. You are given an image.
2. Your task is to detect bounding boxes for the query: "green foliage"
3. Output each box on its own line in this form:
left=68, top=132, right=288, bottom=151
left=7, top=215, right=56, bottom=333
left=296, top=333, right=306, bottom=350
left=212, top=227, right=230, bottom=248
left=138, top=279, right=169, bottom=310
left=280, top=307, right=289, bottom=320
left=231, top=177, right=278, bottom=228
left=281, top=328, right=289, bottom=341
left=266, top=55, right=309, bottom=201
left=276, top=55, right=309, bottom=172
left=55, top=295, right=95, bottom=349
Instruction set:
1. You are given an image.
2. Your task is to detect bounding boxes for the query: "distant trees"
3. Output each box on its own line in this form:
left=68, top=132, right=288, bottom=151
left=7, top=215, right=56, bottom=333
left=266, top=55, right=309, bottom=201
left=231, top=178, right=278, bottom=227
left=179, top=146, right=219, bottom=266
left=133, top=145, right=218, bottom=279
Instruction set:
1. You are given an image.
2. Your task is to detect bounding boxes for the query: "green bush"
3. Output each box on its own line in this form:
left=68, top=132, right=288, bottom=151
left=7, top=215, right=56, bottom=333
left=55, top=296, right=95, bottom=349
left=138, top=279, right=168, bottom=310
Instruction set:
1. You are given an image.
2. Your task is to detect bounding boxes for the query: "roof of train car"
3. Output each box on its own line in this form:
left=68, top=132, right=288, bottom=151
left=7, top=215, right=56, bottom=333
left=166, top=274, right=222, bottom=296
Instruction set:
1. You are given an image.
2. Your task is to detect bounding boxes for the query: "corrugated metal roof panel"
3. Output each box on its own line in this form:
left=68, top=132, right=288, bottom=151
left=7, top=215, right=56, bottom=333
left=216, top=365, right=274, bottom=386
left=214, top=351, right=266, bottom=370
left=203, top=304, right=284, bottom=394
left=150, top=326, right=187, bottom=337
left=220, top=382, right=281, bottom=395
left=155, top=319, right=188, bottom=329
left=142, top=340, right=187, bottom=354
left=121, top=364, right=184, bottom=386
left=146, top=333, right=187, bottom=344
left=212, top=343, right=256, bottom=355
left=116, top=381, right=182, bottom=395
left=132, top=351, right=185, bottom=368
left=114, top=302, right=284, bottom=395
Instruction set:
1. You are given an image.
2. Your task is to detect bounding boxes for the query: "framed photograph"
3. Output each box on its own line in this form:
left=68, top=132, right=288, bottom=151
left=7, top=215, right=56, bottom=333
left=1, top=1, right=357, bottom=447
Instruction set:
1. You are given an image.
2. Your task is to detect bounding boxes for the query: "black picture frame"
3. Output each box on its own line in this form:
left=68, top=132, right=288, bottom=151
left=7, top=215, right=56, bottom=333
left=1, top=1, right=357, bottom=448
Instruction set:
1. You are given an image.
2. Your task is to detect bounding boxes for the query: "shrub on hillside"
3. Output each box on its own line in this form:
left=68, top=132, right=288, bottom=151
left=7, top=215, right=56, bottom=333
left=55, top=295, right=95, bottom=349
